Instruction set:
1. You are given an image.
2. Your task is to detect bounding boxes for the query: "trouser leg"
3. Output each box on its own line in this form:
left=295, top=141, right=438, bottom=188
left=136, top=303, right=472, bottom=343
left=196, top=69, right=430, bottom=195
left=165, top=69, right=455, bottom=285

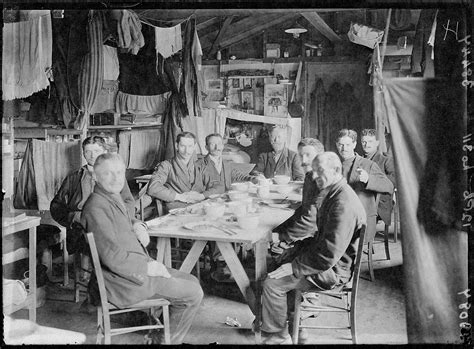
left=261, top=274, right=312, bottom=334
left=150, top=268, right=204, bottom=344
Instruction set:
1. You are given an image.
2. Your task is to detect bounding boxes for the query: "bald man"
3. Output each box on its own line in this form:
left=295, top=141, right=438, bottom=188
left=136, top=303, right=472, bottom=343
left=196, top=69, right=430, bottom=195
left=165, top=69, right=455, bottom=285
left=253, top=126, right=304, bottom=181
left=81, top=153, right=203, bottom=344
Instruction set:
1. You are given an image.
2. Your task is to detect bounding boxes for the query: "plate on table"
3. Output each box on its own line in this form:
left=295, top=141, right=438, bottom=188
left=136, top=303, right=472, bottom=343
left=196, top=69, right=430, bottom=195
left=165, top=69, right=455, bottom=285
left=169, top=206, right=205, bottom=217
left=183, top=221, right=228, bottom=234
left=183, top=221, right=238, bottom=236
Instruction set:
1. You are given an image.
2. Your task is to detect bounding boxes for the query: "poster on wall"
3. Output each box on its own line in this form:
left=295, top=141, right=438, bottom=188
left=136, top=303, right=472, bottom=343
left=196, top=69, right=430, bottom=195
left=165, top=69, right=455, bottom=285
left=264, top=84, right=288, bottom=117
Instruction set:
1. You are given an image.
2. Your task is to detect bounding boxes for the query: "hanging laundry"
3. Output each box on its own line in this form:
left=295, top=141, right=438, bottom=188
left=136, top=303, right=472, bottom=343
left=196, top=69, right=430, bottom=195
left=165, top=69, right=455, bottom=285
left=309, top=78, right=326, bottom=140
left=115, top=91, right=169, bottom=115
left=2, top=11, right=53, bottom=101
left=103, top=45, right=120, bottom=80
left=192, top=28, right=203, bottom=71
left=182, top=20, right=202, bottom=117
left=116, top=10, right=144, bottom=55
left=118, top=25, right=171, bottom=96
left=154, top=23, right=183, bottom=58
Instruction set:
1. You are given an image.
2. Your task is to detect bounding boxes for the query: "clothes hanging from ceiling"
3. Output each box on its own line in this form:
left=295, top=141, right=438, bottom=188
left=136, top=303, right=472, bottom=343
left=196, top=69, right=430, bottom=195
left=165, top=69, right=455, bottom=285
left=115, top=91, right=169, bottom=115
left=411, top=9, right=437, bottom=77
left=2, top=10, right=53, bottom=101
left=154, top=23, right=183, bottom=58
left=118, top=24, right=171, bottom=96
left=90, top=80, right=119, bottom=114
left=115, top=9, right=145, bottom=55
left=75, top=10, right=104, bottom=130
left=103, top=45, right=120, bottom=80
left=181, top=19, right=203, bottom=117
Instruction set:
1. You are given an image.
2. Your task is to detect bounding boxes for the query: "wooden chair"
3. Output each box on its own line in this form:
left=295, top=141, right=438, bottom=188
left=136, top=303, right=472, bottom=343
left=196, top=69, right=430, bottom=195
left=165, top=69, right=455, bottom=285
left=86, top=232, right=170, bottom=345
left=18, top=209, right=90, bottom=302
left=292, top=225, right=366, bottom=345
left=367, top=195, right=390, bottom=281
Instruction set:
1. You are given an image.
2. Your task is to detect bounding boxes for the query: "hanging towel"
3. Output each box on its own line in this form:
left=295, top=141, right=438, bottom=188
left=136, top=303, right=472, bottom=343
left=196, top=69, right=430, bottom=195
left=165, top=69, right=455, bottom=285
left=115, top=91, right=169, bottom=115
left=192, top=29, right=203, bottom=72
left=2, top=11, right=52, bottom=101
left=154, top=24, right=183, bottom=58
left=117, top=10, right=144, bottom=55
left=32, top=139, right=82, bottom=210
left=103, top=45, right=119, bottom=80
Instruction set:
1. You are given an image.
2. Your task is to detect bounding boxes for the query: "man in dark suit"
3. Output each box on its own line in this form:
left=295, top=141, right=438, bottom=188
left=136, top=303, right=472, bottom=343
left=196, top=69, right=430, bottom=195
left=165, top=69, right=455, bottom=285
left=361, top=129, right=396, bottom=225
left=271, top=138, right=324, bottom=253
left=258, top=152, right=366, bottom=344
left=81, top=153, right=203, bottom=344
left=335, top=129, right=393, bottom=257
left=197, top=133, right=258, bottom=195
left=253, top=126, right=304, bottom=181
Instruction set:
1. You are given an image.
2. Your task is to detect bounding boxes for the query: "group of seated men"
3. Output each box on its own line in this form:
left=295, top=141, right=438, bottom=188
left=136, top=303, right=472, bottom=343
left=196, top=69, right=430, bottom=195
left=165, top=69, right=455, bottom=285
left=49, top=125, right=394, bottom=344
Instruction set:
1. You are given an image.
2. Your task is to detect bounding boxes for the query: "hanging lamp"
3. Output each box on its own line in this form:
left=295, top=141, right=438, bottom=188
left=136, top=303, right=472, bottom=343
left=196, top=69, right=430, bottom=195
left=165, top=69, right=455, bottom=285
left=284, top=21, right=307, bottom=38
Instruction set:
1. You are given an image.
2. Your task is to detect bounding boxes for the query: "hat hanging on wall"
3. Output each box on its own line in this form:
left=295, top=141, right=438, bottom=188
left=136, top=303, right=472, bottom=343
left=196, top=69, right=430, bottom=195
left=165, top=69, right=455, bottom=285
left=284, top=21, right=307, bottom=38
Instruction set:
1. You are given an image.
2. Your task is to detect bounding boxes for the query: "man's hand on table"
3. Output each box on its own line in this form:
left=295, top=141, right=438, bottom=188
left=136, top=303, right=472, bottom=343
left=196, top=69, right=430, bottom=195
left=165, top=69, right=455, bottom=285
left=147, top=261, right=171, bottom=278
left=133, top=222, right=150, bottom=247
left=268, top=263, right=293, bottom=279
left=176, top=191, right=205, bottom=203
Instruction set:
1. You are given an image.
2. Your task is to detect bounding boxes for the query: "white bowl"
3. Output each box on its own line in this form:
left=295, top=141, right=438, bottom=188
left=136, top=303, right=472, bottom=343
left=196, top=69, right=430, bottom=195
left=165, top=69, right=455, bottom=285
left=275, top=184, right=293, bottom=196
left=228, top=190, right=249, bottom=201
left=231, top=182, right=249, bottom=192
left=204, top=204, right=225, bottom=218
left=256, top=185, right=270, bottom=198
left=237, top=214, right=260, bottom=230
left=273, top=175, right=291, bottom=185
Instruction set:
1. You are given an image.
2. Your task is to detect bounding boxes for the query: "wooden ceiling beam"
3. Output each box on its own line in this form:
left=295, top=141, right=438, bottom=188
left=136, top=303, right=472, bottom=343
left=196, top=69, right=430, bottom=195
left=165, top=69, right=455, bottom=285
left=200, top=14, right=289, bottom=49
left=136, top=9, right=353, bottom=20
left=208, top=16, right=234, bottom=56
left=301, top=12, right=342, bottom=42
left=196, top=17, right=220, bottom=30
left=215, top=13, right=296, bottom=51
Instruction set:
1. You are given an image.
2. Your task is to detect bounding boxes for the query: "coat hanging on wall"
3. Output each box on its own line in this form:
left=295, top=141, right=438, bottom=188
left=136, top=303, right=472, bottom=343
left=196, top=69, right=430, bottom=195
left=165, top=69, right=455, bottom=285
left=323, top=82, right=343, bottom=151
left=309, top=78, right=326, bottom=141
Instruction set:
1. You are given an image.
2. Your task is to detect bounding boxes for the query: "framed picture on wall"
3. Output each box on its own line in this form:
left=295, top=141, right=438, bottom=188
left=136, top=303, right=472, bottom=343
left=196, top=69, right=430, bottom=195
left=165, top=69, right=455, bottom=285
left=243, top=78, right=252, bottom=89
left=264, top=84, right=288, bottom=117
left=206, top=79, right=223, bottom=90
left=232, top=78, right=240, bottom=88
left=240, top=90, right=255, bottom=110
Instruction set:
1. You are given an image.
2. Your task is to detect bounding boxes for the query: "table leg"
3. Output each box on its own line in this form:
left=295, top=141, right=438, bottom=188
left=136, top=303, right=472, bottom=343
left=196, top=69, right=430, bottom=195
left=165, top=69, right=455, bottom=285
left=179, top=240, right=207, bottom=273
left=29, top=226, right=37, bottom=322
left=138, top=183, right=144, bottom=220
left=156, top=237, right=172, bottom=268
left=253, top=240, right=268, bottom=344
left=216, top=241, right=256, bottom=310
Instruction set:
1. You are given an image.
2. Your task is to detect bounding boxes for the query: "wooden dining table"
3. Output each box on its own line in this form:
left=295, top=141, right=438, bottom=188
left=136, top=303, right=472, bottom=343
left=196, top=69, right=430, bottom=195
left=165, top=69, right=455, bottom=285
left=147, top=187, right=302, bottom=343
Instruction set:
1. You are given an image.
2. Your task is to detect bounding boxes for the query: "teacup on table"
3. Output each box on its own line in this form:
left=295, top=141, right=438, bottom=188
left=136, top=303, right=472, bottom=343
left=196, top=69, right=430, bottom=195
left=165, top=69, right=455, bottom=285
left=273, top=175, right=291, bottom=185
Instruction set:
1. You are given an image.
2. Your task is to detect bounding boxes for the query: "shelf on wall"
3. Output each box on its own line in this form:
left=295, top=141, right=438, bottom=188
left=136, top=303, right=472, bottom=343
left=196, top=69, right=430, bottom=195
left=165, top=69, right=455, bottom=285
left=88, top=123, right=162, bottom=131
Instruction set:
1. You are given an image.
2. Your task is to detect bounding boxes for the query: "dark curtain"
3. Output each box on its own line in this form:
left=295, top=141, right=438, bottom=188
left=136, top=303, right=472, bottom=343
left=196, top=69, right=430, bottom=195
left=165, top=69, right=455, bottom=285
left=384, top=77, right=467, bottom=343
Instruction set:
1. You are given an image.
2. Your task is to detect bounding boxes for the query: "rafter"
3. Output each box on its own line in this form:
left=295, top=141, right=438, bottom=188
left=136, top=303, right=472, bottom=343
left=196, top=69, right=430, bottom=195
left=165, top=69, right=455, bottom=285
left=208, top=16, right=234, bottom=56
left=301, top=12, right=341, bottom=42
left=215, top=13, right=296, bottom=51
left=196, top=17, right=220, bottom=30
